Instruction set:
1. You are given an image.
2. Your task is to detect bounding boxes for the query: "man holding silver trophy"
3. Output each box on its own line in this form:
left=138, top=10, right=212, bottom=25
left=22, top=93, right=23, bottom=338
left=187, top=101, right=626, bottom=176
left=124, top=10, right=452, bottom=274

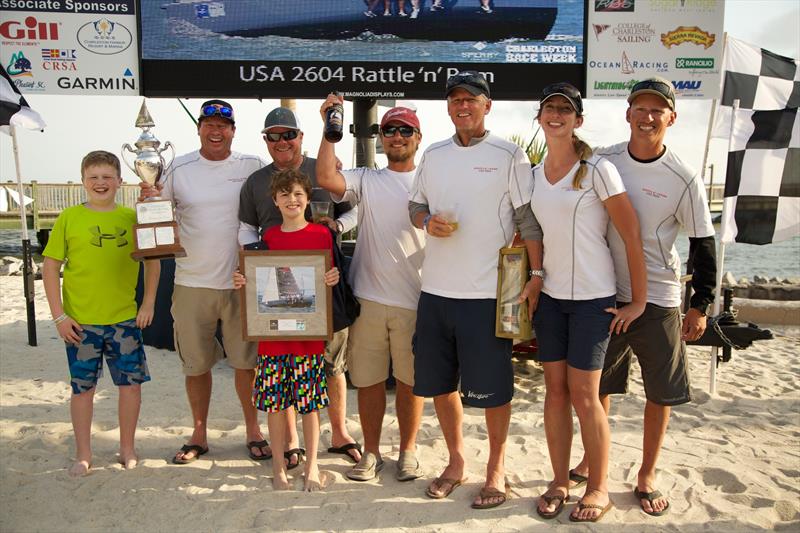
left=140, top=100, right=270, bottom=464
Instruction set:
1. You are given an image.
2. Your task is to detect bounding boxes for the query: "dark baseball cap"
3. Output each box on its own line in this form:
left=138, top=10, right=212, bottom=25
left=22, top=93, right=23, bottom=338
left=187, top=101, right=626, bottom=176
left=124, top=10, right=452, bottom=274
left=627, top=76, right=676, bottom=110
left=445, top=71, right=490, bottom=98
left=262, top=107, right=302, bottom=133
left=540, top=82, right=583, bottom=115
left=198, top=99, right=235, bottom=124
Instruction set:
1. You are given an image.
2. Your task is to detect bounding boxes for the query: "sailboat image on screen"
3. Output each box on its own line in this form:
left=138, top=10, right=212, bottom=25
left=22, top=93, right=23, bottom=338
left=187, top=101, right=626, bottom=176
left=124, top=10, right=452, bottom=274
left=256, top=265, right=316, bottom=314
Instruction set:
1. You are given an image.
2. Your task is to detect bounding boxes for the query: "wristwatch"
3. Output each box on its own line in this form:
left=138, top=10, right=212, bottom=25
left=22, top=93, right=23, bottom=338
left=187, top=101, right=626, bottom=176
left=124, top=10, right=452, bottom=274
left=529, top=269, right=545, bottom=279
left=422, top=213, right=432, bottom=231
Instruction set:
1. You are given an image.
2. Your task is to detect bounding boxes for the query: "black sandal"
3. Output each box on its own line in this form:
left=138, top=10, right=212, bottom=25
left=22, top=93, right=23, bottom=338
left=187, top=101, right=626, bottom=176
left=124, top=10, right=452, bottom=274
left=284, top=447, right=306, bottom=470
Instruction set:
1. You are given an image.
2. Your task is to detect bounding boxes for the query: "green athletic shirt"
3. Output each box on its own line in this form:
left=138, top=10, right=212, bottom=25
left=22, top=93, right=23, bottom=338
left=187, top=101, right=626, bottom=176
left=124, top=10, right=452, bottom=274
left=43, top=204, right=140, bottom=325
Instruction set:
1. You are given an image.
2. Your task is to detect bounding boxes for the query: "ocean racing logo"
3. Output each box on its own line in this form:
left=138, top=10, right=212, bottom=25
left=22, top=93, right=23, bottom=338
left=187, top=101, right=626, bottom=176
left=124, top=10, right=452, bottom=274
left=594, top=0, right=635, bottom=12
left=660, top=26, right=716, bottom=49
left=5, top=51, right=32, bottom=77
left=76, top=18, right=133, bottom=55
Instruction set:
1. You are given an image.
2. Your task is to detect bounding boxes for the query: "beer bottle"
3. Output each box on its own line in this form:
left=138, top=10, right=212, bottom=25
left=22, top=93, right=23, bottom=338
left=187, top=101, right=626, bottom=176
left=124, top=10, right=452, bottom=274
left=324, top=92, right=344, bottom=143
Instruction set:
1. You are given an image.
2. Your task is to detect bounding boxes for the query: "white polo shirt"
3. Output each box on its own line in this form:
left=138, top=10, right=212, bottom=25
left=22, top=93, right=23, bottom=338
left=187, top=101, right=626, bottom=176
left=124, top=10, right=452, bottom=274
left=162, top=150, right=265, bottom=289
left=531, top=154, right=626, bottom=300
left=409, top=134, right=532, bottom=299
left=597, top=142, right=714, bottom=307
left=334, top=167, right=425, bottom=311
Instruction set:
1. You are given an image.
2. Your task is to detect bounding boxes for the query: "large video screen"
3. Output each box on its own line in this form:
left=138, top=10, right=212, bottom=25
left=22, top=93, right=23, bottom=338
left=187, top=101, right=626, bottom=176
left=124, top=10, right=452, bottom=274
left=140, top=0, right=586, bottom=100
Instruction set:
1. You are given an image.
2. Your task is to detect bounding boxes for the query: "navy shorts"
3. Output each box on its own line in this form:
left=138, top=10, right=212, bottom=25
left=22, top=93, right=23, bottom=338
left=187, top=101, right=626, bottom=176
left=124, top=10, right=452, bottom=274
left=412, top=292, right=513, bottom=408
left=533, top=292, right=616, bottom=371
left=65, top=319, right=151, bottom=394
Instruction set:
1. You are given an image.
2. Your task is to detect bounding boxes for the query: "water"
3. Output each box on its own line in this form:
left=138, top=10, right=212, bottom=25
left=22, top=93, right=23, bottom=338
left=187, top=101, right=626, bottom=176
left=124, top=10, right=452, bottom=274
left=2, top=227, right=798, bottom=280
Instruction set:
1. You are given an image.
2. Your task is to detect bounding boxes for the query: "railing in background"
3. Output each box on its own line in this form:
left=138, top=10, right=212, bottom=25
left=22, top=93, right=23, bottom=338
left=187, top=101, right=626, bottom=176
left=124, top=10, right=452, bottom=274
left=1, top=181, right=140, bottom=230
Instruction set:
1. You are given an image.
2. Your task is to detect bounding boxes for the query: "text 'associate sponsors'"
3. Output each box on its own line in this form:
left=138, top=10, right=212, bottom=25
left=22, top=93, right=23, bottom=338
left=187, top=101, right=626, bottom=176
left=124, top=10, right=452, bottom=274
left=0, top=0, right=133, bottom=14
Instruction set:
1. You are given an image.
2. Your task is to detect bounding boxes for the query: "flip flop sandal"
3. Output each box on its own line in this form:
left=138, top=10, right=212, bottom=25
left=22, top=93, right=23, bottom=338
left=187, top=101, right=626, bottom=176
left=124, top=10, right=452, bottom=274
left=172, top=444, right=209, bottom=465
left=327, top=442, right=362, bottom=463
left=471, top=483, right=510, bottom=510
left=284, top=447, right=306, bottom=470
left=634, top=488, right=670, bottom=516
left=425, top=477, right=466, bottom=499
left=537, top=493, right=569, bottom=519
left=569, top=501, right=614, bottom=522
left=246, top=440, right=272, bottom=461
left=569, top=469, right=588, bottom=488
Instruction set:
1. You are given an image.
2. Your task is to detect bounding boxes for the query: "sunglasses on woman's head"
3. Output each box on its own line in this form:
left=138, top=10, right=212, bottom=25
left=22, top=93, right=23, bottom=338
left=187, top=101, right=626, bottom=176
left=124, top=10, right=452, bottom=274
left=201, top=104, right=233, bottom=119
left=264, top=130, right=299, bottom=142
left=381, top=126, right=418, bottom=138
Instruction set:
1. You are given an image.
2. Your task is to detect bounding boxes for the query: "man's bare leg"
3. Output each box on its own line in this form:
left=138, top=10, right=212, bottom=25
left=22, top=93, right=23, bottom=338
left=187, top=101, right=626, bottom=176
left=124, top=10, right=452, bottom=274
left=174, top=373, right=211, bottom=462
left=358, top=382, right=386, bottom=460
left=235, top=368, right=270, bottom=458
left=426, top=391, right=465, bottom=497
left=327, top=372, right=361, bottom=462
left=396, top=380, right=423, bottom=452
left=472, top=402, right=511, bottom=507
left=637, top=401, right=671, bottom=514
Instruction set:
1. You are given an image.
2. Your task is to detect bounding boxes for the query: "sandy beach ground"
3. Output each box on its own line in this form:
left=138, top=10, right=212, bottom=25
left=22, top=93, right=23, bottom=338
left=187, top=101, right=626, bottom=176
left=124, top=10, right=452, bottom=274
left=1, top=277, right=798, bottom=532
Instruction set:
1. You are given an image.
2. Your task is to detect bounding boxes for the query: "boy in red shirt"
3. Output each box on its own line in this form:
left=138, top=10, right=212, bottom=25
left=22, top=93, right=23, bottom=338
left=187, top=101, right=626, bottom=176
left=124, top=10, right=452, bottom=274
left=234, top=169, right=340, bottom=491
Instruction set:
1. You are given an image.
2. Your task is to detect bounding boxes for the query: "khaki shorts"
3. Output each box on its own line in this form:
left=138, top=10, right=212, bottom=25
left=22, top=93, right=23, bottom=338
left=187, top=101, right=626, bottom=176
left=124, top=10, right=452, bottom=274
left=171, top=285, right=257, bottom=376
left=599, top=303, right=691, bottom=406
left=347, top=298, right=416, bottom=388
left=325, top=329, right=348, bottom=377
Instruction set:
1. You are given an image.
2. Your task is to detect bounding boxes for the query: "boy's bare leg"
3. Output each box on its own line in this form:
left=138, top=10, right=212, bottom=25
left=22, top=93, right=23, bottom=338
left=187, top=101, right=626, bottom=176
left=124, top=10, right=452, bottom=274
left=70, top=387, right=95, bottom=477
left=302, top=410, right=322, bottom=491
left=118, top=384, right=141, bottom=469
left=284, top=407, right=301, bottom=468
left=267, top=411, right=290, bottom=490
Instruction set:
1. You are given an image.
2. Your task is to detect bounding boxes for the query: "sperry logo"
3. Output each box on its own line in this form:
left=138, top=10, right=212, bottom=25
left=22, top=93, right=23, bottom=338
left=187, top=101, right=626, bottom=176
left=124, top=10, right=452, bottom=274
left=89, top=226, right=128, bottom=247
left=465, top=391, right=493, bottom=400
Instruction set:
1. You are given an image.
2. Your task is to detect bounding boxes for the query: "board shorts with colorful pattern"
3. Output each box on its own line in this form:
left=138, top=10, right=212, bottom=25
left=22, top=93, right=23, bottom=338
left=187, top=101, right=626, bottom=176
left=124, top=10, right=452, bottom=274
left=253, top=353, right=329, bottom=414
left=65, top=319, right=151, bottom=395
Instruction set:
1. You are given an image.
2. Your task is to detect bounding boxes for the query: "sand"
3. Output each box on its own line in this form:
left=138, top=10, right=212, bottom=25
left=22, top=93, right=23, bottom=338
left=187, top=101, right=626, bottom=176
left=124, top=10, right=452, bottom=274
left=1, top=277, right=798, bottom=532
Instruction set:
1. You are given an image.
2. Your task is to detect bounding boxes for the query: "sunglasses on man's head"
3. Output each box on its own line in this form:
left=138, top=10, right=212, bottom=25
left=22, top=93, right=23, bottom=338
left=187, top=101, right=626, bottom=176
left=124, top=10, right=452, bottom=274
left=381, top=126, right=418, bottom=138
left=631, top=79, right=673, bottom=99
left=264, top=130, right=299, bottom=142
left=201, top=104, right=234, bottom=120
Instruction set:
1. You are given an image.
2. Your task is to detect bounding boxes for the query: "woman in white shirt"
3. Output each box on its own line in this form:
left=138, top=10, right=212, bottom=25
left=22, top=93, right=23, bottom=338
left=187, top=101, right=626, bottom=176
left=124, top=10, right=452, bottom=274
left=526, top=83, right=647, bottom=523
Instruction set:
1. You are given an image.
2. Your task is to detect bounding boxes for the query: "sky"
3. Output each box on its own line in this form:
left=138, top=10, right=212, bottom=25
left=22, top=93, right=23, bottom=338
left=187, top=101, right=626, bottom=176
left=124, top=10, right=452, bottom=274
left=1, top=0, right=799, bottom=185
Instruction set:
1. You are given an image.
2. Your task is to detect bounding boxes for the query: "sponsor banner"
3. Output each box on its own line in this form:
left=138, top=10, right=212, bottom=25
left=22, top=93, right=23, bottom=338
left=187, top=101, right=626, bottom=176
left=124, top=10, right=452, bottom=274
left=587, top=0, right=724, bottom=99
left=0, top=1, right=138, bottom=95
left=139, top=0, right=586, bottom=100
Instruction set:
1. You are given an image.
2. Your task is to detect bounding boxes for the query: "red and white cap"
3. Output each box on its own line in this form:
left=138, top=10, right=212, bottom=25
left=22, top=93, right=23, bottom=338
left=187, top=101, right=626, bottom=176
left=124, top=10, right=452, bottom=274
left=380, top=107, right=421, bottom=130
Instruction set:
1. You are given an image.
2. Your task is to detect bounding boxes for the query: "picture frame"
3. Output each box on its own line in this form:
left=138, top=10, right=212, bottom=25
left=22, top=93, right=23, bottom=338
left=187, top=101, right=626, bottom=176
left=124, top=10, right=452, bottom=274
left=495, top=246, right=534, bottom=341
left=239, top=250, right=332, bottom=341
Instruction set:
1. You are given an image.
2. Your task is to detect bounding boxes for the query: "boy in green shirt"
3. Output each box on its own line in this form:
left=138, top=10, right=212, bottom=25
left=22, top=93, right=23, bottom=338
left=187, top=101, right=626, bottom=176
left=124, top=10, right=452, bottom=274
left=42, top=150, right=160, bottom=477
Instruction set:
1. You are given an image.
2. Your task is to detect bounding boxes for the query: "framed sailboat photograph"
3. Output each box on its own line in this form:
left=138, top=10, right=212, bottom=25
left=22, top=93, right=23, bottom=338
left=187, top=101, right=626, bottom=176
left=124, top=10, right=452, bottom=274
left=239, top=250, right=333, bottom=341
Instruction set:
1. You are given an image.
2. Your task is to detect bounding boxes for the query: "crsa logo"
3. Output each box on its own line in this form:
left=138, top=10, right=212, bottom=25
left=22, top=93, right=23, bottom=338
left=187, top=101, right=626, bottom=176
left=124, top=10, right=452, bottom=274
left=0, top=17, right=59, bottom=41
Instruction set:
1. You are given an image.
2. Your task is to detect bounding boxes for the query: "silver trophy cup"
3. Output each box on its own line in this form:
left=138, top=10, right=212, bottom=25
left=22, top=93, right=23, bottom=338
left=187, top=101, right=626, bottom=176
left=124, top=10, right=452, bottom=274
left=121, top=100, right=185, bottom=260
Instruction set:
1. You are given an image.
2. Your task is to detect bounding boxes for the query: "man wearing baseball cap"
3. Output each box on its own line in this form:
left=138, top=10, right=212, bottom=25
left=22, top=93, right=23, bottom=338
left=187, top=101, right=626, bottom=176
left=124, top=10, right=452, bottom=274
left=569, top=75, right=716, bottom=516
left=316, top=95, right=426, bottom=482
left=238, top=105, right=361, bottom=470
left=408, top=71, right=542, bottom=508
left=152, top=99, right=271, bottom=465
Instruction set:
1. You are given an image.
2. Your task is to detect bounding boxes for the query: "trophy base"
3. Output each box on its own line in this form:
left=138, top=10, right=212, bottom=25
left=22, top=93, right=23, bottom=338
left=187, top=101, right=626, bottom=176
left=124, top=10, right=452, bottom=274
left=131, top=221, right=187, bottom=262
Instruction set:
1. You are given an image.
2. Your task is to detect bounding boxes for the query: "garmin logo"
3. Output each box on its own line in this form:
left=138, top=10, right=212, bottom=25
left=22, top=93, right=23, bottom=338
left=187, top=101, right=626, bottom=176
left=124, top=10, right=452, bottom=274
left=57, top=76, right=136, bottom=90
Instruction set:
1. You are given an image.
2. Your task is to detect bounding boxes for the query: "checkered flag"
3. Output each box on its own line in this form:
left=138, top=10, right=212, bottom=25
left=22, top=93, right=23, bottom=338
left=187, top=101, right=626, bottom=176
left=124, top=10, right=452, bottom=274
left=0, top=65, right=46, bottom=134
left=711, top=37, right=799, bottom=245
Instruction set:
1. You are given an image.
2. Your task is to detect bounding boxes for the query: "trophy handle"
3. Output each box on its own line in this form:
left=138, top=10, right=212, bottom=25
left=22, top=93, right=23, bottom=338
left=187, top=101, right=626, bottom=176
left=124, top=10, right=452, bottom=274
left=121, top=143, right=138, bottom=176
left=159, top=141, right=175, bottom=173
